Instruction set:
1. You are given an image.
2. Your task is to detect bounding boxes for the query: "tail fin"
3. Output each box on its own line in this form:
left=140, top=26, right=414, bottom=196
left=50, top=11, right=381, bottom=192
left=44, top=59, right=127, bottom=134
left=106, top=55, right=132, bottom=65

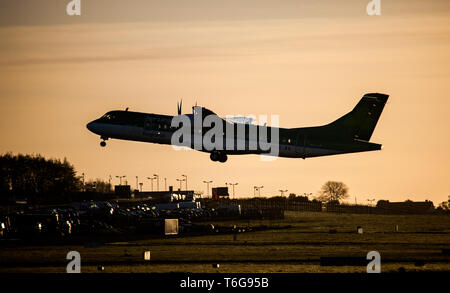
left=327, top=93, right=388, bottom=141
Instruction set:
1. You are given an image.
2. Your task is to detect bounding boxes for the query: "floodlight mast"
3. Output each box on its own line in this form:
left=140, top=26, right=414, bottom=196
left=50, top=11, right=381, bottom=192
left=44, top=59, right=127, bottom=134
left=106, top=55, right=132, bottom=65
left=116, top=175, right=126, bottom=186
left=279, top=189, right=288, bottom=197
left=203, top=180, right=213, bottom=197
left=182, top=174, right=187, bottom=191
left=147, top=176, right=156, bottom=191
left=176, top=178, right=185, bottom=191
left=229, top=183, right=238, bottom=198
left=153, top=174, right=159, bottom=191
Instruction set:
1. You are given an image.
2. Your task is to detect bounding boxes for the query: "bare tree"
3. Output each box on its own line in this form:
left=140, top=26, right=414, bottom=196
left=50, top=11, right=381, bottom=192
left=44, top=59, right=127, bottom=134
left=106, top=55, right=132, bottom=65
left=317, top=181, right=349, bottom=203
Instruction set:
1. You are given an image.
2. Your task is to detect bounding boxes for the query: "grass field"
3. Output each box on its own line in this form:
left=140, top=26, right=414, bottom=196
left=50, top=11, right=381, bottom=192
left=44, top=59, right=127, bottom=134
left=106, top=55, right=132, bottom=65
left=1, top=211, right=449, bottom=273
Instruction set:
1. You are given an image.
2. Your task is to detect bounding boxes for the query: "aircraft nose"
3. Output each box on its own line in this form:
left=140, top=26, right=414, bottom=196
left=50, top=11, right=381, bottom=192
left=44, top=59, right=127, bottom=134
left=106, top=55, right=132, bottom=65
left=86, top=121, right=97, bottom=133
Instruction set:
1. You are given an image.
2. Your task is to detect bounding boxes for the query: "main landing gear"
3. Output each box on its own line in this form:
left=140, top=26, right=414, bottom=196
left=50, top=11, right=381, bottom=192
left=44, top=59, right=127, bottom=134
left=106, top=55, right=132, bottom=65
left=210, top=151, right=227, bottom=163
left=100, top=136, right=108, bottom=147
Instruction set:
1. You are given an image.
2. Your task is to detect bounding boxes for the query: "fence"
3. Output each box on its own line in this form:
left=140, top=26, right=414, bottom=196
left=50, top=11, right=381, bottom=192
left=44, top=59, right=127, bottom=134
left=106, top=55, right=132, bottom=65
left=202, top=198, right=435, bottom=215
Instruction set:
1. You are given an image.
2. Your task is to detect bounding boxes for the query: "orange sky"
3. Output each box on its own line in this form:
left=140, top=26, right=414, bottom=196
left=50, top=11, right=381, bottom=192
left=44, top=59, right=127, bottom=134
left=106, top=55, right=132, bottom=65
left=0, top=1, right=449, bottom=204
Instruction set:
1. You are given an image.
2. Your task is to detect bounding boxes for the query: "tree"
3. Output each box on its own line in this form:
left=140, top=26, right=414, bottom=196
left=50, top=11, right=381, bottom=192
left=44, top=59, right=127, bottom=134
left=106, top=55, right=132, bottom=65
left=287, top=193, right=309, bottom=202
left=437, top=201, right=449, bottom=213
left=85, top=179, right=112, bottom=194
left=316, top=181, right=349, bottom=203
left=0, top=152, right=82, bottom=203
left=288, top=193, right=297, bottom=200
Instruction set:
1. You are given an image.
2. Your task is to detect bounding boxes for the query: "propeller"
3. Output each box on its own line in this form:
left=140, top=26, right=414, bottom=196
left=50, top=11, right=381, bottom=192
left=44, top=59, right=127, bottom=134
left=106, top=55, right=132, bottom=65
left=177, top=99, right=182, bottom=115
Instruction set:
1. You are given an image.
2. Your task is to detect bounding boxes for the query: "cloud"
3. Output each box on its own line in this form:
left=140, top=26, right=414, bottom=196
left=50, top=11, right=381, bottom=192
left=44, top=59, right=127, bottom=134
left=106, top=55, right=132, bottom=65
left=2, top=0, right=450, bottom=27
left=1, top=14, right=449, bottom=67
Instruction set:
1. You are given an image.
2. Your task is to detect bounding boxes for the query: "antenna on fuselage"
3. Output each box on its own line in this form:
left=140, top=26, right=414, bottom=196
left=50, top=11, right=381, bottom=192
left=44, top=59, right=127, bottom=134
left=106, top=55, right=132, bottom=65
left=125, top=107, right=129, bottom=111
left=177, top=99, right=182, bottom=115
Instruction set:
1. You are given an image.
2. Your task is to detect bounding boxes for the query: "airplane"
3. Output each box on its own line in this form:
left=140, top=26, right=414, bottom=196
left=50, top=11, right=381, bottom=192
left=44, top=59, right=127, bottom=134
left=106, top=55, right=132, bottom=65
left=86, top=93, right=389, bottom=162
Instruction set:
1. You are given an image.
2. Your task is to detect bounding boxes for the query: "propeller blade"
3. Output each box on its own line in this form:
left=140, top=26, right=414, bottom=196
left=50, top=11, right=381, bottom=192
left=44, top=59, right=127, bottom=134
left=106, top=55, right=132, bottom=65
left=177, top=99, right=182, bottom=115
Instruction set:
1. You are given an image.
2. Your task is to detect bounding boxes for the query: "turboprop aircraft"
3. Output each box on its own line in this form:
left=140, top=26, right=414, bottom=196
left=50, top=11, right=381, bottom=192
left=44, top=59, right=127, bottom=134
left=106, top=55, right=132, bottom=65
left=86, top=93, right=389, bottom=162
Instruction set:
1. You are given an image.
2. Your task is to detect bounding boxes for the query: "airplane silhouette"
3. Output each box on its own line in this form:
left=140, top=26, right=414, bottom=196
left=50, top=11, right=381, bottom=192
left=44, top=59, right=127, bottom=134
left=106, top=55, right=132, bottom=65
left=87, top=93, right=388, bottom=162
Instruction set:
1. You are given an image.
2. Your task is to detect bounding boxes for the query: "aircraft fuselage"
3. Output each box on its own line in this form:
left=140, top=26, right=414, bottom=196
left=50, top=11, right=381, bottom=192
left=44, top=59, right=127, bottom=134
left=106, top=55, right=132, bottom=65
left=87, top=93, right=388, bottom=162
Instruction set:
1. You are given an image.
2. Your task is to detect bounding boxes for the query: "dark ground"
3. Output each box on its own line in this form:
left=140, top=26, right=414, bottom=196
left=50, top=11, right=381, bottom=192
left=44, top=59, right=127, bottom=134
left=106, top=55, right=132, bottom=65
left=1, top=211, right=449, bottom=273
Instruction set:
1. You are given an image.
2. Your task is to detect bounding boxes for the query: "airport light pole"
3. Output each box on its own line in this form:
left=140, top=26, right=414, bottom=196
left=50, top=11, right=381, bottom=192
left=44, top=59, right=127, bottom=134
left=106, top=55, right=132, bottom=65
left=229, top=183, right=238, bottom=198
left=108, top=175, right=112, bottom=193
left=81, top=173, right=85, bottom=191
left=176, top=178, right=185, bottom=192
left=139, top=182, right=143, bottom=192
left=116, top=175, right=126, bottom=186
left=257, top=186, right=264, bottom=197
left=153, top=174, right=159, bottom=191
left=253, top=186, right=258, bottom=197
left=147, top=176, right=155, bottom=191
left=164, top=177, right=167, bottom=191
left=182, top=174, right=187, bottom=191
left=279, top=189, right=288, bottom=197
left=203, top=180, right=213, bottom=197
left=135, top=176, right=139, bottom=190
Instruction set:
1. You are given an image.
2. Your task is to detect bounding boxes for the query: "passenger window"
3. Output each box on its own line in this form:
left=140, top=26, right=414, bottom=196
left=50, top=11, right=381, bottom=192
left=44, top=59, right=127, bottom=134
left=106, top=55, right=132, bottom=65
left=144, top=118, right=153, bottom=130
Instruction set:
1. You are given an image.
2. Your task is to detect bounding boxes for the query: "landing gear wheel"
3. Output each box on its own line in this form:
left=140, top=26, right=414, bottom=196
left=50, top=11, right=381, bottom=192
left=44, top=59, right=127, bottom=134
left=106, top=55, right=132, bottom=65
left=210, top=152, right=219, bottom=162
left=210, top=151, right=227, bottom=162
left=219, top=153, right=228, bottom=163
left=100, top=141, right=106, bottom=147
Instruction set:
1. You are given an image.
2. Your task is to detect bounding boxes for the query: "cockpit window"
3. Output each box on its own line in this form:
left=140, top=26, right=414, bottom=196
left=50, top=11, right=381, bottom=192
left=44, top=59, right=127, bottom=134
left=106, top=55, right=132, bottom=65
left=101, top=113, right=116, bottom=121
left=98, top=111, right=149, bottom=128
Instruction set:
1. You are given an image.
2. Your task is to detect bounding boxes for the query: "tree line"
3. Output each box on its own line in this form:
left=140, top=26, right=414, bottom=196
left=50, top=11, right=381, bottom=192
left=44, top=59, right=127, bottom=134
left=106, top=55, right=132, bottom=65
left=0, top=153, right=82, bottom=203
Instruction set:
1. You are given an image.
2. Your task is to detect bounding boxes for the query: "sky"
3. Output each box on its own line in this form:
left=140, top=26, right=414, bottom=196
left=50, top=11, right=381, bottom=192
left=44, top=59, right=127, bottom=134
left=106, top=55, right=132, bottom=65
left=0, top=0, right=449, bottom=204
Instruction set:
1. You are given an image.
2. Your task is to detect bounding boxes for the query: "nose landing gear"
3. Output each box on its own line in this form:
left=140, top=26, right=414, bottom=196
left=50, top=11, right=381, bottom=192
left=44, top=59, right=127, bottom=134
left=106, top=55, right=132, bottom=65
left=100, top=136, right=108, bottom=147
left=210, top=151, right=228, bottom=163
